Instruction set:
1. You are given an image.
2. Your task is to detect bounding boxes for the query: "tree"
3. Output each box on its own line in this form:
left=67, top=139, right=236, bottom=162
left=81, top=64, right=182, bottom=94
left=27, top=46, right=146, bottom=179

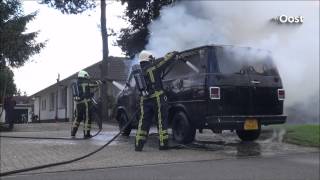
left=41, top=0, right=96, bottom=14
left=0, top=0, right=44, bottom=109
left=0, top=65, right=16, bottom=118
left=117, top=0, right=173, bottom=58
left=0, top=66, right=16, bottom=103
left=0, top=0, right=45, bottom=68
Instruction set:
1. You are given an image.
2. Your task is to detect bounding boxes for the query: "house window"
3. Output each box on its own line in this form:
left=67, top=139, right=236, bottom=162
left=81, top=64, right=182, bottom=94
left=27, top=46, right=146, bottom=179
left=49, top=92, right=55, bottom=111
left=41, top=99, right=46, bottom=110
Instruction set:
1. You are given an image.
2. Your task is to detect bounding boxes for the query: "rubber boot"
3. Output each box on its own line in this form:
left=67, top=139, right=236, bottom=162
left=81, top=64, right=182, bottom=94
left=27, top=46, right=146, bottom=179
left=159, top=139, right=169, bottom=150
left=135, top=140, right=146, bottom=152
left=84, top=131, right=92, bottom=139
left=71, top=127, right=78, bottom=137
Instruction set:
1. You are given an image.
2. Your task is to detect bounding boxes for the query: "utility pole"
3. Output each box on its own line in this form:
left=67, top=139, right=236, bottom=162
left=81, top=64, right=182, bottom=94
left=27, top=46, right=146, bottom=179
left=55, top=73, right=60, bottom=122
left=100, top=0, right=110, bottom=122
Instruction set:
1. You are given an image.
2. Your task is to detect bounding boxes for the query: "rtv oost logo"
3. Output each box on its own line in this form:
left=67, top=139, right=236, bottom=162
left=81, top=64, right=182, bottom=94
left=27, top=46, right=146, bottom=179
left=272, top=15, right=304, bottom=24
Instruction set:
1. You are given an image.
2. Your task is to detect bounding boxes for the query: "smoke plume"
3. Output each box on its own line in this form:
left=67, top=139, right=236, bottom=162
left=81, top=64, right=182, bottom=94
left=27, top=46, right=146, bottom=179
left=145, top=1, right=319, bottom=124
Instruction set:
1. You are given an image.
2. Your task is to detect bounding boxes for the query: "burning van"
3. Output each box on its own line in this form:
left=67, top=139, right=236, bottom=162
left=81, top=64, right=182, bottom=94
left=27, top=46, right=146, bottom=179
left=116, top=45, right=286, bottom=144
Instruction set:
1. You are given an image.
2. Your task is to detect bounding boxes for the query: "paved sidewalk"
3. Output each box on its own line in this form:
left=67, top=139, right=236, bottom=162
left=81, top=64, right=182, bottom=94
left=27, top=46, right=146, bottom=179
left=0, top=123, right=318, bottom=176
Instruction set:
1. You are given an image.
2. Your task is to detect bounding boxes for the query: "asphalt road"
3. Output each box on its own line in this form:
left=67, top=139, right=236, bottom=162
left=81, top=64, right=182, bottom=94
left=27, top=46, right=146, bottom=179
left=1, top=123, right=319, bottom=180
left=3, top=152, right=319, bottom=180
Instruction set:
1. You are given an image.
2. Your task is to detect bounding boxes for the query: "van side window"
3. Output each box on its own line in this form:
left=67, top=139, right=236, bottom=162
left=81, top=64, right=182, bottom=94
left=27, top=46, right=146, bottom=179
left=247, top=58, right=279, bottom=76
left=163, top=60, right=190, bottom=80
left=216, top=47, right=278, bottom=76
left=216, top=47, right=245, bottom=74
left=187, top=52, right=206, bottom=73
left=164, top=51, right=205, bottom=80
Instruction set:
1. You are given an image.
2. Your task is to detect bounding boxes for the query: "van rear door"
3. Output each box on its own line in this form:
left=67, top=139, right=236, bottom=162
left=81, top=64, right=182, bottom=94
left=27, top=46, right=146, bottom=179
left=211, top=46, right=283, bottom=116
left=246, top=56, right=284, bottom=115
left=207, top=46, right=252, bottom=116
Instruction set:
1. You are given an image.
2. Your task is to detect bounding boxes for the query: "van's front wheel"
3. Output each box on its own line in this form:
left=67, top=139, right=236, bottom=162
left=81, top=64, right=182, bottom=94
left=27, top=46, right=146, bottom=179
left=117, top=112, right=132, bottom=136
left=236, top=129, right=261, bottom=141
left=172, top=111, right=196, bottom=144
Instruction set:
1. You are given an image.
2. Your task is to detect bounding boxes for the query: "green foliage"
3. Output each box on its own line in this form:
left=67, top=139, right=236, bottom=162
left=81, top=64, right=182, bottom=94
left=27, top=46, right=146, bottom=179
left=40, top=0, right=96, bottom=14
left=0, top=66, right=17, bottom=103
left=0, top=0, right=45, bottom=68
left=284, top=125, right=320, bottom=147
left=117, top=0, right=173, bottom=58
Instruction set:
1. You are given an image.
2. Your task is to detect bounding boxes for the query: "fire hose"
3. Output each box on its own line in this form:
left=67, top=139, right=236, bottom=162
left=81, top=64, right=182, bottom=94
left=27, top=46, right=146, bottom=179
left=0, top=129, right=102, bottom=140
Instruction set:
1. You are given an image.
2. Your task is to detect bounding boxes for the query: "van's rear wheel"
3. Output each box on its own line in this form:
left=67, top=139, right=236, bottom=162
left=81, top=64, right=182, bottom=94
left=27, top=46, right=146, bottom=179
left=117, top=112, right=132, bottom=136
left=172, top=111, right=196, bottom=144
left=236, top=129, right=261, bottom=141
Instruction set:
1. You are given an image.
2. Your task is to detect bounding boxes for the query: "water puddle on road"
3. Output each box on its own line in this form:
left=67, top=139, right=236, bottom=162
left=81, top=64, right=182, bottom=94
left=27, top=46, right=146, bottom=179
left=20, top=139, right=78, bottom=145
left=9, top=132, right=128, bottom=147
left=191, top=128, right=318, bottom=158
left=88, top=131, right=130, bottom=146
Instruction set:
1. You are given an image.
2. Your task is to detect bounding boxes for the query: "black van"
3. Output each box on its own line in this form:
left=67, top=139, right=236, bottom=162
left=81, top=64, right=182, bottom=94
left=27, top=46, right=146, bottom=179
left=116, top=45, right=286, bottom=143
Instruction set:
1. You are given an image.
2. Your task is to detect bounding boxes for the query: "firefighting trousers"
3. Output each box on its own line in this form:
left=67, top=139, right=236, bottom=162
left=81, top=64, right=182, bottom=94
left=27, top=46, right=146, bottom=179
left=71, top=100, right=92, bottom=136
left=135, top=91, right=169, bottom=149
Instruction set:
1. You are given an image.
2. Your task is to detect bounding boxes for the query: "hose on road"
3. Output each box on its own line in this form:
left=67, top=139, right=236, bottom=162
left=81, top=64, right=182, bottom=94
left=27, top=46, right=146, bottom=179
left=0, top=127, right=102, bottom=140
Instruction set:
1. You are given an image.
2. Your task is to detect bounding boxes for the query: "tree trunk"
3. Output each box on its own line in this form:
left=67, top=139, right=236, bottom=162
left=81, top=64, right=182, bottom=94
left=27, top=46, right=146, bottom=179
left=100, top=0, right=110, bottom=122
left=0, top=68, right=8, bottom=117
left=101, top=0, right=109, bottom=59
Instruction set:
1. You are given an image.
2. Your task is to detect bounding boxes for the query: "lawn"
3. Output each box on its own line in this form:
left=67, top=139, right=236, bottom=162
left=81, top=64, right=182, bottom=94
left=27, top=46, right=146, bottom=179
left=284, top=124, right=320, bottom=147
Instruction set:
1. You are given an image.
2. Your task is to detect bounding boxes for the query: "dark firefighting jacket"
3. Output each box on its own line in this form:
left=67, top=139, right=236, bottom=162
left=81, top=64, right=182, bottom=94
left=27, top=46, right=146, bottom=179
left=140, top=52, right=178, bottom=97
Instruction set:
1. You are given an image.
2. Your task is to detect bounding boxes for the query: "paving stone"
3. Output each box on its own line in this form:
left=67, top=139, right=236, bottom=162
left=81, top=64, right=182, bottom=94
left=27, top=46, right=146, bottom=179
left=0, top=123, right=318, bottom=176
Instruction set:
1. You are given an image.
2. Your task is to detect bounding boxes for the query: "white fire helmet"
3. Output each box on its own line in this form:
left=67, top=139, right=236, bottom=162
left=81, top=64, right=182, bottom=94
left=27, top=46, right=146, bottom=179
left=78, top=70, right=90, bottom=79
left=139, top=50, right=154, bottom=62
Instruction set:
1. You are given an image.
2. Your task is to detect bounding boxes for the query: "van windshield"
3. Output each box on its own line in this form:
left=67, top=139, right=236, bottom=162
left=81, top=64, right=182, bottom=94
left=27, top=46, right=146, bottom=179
left=215, top=46, right=279, bottom=76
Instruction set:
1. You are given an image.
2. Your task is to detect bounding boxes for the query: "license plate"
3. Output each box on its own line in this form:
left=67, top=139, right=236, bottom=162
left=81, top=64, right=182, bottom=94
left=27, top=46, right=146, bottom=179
left=244, top=119, right=258, bottom=130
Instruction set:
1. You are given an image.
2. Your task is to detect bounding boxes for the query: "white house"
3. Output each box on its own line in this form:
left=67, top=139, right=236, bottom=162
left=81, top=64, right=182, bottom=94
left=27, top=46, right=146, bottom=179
left=31, top=57, right=131, bottom=122
left=0, top=106, right=5, bottom=123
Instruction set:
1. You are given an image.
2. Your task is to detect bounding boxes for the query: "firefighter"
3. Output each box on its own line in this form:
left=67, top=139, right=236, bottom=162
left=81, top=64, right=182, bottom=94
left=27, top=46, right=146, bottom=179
left=71, top=70, right=102, bottom=138
left=135, top=50, right=179, bottom=151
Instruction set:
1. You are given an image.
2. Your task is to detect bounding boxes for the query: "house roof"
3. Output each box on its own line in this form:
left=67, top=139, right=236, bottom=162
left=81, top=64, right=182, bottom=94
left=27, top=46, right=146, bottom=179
left=13, top=96, right=30, bottom=104
left=31, top=57, right=131, bottom=97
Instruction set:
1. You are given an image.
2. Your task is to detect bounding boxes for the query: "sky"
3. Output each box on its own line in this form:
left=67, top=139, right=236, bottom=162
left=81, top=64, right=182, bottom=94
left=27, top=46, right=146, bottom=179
left=14, top=1, right=127, bottom=95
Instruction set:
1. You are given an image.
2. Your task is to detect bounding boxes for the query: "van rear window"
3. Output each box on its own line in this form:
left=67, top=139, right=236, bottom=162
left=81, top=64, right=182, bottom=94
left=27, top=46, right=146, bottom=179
left=215, top=47, right=279, bottom=76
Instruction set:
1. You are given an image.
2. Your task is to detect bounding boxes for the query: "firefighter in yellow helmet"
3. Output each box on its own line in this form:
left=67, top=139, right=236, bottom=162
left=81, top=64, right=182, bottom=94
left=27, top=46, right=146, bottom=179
left=71, top=70, right=102, bottom=138
left=135, top=50, right=179, bottom=151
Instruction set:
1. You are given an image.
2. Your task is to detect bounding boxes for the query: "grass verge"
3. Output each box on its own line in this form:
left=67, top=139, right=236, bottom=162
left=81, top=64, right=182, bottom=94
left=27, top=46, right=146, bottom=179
left=284, top=124, right=319, bottom=147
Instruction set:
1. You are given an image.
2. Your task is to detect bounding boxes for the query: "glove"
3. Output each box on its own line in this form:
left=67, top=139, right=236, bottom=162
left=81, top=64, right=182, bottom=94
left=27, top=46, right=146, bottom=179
left=164, top=51, right=179, bottom=60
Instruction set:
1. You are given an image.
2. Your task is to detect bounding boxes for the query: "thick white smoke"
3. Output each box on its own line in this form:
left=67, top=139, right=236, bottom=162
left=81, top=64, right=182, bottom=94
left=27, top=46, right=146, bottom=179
left=145, top=1, right=319, bottom=123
